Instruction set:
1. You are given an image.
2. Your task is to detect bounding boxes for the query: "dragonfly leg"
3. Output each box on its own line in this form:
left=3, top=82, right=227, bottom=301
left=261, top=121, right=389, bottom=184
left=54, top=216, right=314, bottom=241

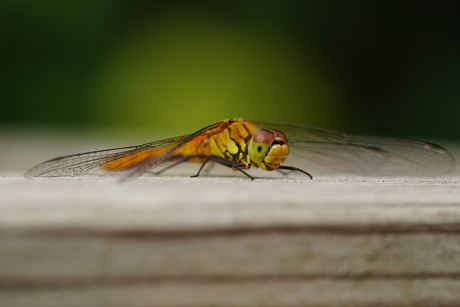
left=277, top=165, right=313, bottom=179
left=147, top=156, right=193, bottom=176
left=148, top=155, right=217, bottom=176
left=192, top=155, right=254, bottom=180
left=201, top=160, right=217, bottom=175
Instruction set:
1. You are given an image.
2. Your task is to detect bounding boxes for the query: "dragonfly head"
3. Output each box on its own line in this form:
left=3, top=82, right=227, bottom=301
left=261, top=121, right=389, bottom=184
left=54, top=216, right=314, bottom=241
left=248, top=129, right=289, bottom=170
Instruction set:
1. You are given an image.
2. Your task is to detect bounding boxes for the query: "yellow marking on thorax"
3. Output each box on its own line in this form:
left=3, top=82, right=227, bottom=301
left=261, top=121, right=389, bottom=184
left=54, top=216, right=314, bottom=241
left=227, top=140, right=239, bottom=155
left=210, top=120, right=257, bottom=163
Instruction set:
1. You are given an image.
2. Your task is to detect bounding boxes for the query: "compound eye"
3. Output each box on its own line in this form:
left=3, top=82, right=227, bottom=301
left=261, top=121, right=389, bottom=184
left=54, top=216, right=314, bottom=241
left=271, top=129, right=288, bottom=144
left=252, top=129, right=275, bottom=145
left=248, top=129, right=275, bottom=163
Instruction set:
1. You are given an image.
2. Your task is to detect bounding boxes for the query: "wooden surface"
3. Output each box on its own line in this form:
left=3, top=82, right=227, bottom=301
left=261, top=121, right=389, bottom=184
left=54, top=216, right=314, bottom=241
left=1, top=128, right=460, bottom=306
left=2, top=172, right=460, bottom=307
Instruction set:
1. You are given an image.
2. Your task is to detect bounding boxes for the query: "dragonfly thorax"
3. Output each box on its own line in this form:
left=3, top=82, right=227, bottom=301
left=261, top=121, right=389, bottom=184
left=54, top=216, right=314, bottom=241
left=248, top=129, right=289, bottom=171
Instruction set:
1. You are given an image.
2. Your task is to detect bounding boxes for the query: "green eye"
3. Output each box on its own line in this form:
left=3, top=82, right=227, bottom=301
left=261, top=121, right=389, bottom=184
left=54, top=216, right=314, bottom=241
left=248, top=129, right=275, bottom=163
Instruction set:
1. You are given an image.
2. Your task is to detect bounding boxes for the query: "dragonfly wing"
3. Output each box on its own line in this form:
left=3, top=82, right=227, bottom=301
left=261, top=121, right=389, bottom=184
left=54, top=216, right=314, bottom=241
left=25, top=135, right=189, bottom=178
left=252, top=120, right=455, bottom=176
left=25, top=120, right=228, bottom=178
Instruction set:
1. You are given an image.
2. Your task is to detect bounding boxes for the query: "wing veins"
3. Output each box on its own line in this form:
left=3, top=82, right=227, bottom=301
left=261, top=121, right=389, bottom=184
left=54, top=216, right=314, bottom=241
left=252, top=119, right=455, bottom=175
left=25, top=121, right=226, bottom=178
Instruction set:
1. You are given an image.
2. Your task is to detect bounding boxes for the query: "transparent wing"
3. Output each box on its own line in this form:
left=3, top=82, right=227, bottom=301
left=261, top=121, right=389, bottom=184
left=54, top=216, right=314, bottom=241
left=25, top=121, right=226, bottom=179
left=252, top=120, right=455, bottom=176
left=25, top=135, right=190, bottom=178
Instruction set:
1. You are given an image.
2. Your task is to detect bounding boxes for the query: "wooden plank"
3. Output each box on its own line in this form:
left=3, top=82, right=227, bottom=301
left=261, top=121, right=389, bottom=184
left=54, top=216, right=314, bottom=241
left=1, top=174, right=460, bottom=306
left=2, top=279, right=460, bottom=307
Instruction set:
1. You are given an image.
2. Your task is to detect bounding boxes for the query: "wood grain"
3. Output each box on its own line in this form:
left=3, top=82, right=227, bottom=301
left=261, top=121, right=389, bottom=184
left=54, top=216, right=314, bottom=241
left=1, top=173, right=460, bottom=306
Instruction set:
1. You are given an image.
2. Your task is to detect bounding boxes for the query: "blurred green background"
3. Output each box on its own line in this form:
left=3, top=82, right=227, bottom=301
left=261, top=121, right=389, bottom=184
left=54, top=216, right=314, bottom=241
left=1, top=0, right=459, bottom=139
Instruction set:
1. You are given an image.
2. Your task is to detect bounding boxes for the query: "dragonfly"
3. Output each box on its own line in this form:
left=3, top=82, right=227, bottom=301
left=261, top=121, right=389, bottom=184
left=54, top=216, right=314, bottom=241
left=25, top=118, right=455, bottom=180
